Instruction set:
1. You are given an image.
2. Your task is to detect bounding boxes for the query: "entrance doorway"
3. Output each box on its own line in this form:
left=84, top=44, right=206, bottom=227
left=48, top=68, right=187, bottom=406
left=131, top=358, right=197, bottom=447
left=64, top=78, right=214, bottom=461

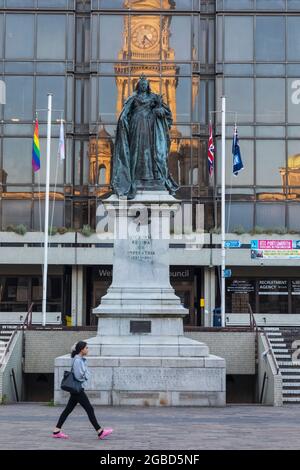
left=86, top=266, right=202, bottom=327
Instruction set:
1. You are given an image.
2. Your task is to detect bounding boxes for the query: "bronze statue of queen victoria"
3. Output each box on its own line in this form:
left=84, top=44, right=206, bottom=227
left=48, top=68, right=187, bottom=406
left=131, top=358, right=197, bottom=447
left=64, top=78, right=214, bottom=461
left=111, top=75, right=179, bottom=199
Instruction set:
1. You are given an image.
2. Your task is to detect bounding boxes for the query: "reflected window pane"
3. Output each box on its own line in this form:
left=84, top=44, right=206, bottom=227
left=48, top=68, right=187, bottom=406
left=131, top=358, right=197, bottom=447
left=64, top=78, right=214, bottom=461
left=4, top=76, right=33, bottom=121
left=169, top=16, right=191, bottom=60
left=224, top=0, right=254, bottom=8
left=36, top=77, right=65, bottom=114
left=224, top=16, right=253, bottom=61
left=3, top=138, right=32, bottom=184
left=287, top=141, right=300, bottom=191
left=0, top=15, right=3, bottom=56
left=176, top=78, right=191, bottom=122
left=33, top=200, right=64, bottom=231
left=88, top=132, right=113, bottom=186
left=5, top=14, right=34, bottom=59
left=256, top=203, right=285, bottom=229
left=288, top=78, right=300, bottom=124
left=99, top=76, right=118, bottom=122
left=225, top=78, right=254, bottom=122
left=226, top=203, right=254, bottom=232
left=287, top=17, right=300, bottom=61
left=36, top=138, right=64, bottom=185
left=37, top=15, right=66, bottom=59
left=288, top=0, right=300, bottom=9
left=6, top=0, right=34, bottom=5
left=38, top=0, right=69, bottom=6
left=256, top=0, right=285, bottom=8
left=217, top=140, right=254, bottom=186
left=99, top=15, right=123, bottom=60
left=256, top=140, right=285, bottom=186
left=172, top=0, right=193, bottom=9
left=256, top=78, right=285, bottom=123
left=255, top=17, right=285, bottom=61
left=2, top=200, right=32, bottom=230
left=288, top=203, right=300, bottom=231
left=98, top=0, right=127, bottom=7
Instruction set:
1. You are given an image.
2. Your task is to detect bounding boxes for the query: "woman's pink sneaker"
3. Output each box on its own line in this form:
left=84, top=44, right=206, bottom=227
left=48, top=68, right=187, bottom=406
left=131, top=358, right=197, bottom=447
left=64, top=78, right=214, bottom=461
left=98, top=428, right=113, bottom=440
left=52, top=431, right=69, bottom=439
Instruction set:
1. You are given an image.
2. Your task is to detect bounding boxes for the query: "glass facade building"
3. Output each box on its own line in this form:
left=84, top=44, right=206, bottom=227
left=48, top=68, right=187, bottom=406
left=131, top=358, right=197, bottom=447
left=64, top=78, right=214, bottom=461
left=0, top=0, right=215, bottom=231
left=1, top=0, right=300, bottom=325
left=1, top=0, right=300, bottom=232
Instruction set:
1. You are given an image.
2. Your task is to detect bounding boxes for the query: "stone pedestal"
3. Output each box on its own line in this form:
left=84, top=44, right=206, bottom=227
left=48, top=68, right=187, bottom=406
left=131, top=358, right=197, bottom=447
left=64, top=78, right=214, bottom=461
left=54, top=191, right=226, bottom=406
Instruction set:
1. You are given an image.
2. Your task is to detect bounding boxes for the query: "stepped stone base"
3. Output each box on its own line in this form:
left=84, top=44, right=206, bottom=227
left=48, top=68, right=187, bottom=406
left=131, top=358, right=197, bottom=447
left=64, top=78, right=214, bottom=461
left=54, top=354, right=226, bottom=406
left=54, top=191, right=226, bottom=407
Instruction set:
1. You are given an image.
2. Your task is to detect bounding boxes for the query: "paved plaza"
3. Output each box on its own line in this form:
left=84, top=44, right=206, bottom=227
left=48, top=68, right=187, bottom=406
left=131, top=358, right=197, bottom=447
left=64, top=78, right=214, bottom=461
left=0, top=403, right=300, bottom=450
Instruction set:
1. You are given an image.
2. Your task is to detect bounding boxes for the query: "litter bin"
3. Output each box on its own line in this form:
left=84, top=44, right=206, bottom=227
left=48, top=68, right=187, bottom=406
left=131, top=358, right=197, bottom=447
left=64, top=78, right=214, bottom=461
left=213, top=307, right=221, bottom=327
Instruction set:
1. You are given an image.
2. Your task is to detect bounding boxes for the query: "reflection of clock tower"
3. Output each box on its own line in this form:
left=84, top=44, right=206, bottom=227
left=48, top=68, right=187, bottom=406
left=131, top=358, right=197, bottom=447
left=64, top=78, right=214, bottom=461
left=115, top=0, right=179, bottom=127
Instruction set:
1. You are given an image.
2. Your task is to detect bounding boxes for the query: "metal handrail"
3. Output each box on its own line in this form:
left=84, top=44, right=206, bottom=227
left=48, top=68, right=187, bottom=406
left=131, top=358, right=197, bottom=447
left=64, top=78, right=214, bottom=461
left=11, top=368, right=19, bottom=402
left=248, top=303, right=280, bottom=376
left=248, top=304, right=279, bottom=375
left=22, top=303, right=34, bottom=329
left=248, top=303, right=258, bottom=332
left=0, top=303, right=34, bottom=367
left=260, top=371, right=268, bottom=404
left=262, top=331, right=280, bottom=375
left=0, top=327, right=18, bottom=367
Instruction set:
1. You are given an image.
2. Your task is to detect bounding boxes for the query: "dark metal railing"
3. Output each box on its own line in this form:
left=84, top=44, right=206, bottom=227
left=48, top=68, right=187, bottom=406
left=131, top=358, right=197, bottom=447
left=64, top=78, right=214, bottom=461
left=11, top=368, right=19, bottom=402
left=260, top=371, right=268, bottom=404
left=248, top=303, right=280, bottom=376
left=22, top=303, right=34, bottom=329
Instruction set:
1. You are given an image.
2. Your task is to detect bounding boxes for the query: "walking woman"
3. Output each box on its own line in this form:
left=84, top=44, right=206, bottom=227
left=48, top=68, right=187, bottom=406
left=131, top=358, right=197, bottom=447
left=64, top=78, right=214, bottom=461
left=52, top=341, right=113, bottom=440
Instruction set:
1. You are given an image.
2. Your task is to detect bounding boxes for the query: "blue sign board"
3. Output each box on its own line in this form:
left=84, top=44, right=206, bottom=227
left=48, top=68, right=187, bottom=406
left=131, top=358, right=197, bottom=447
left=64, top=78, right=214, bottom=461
left=224, top=240, right=241, bottom=248
left=251, top=240, right=258, bottom=249
left=223, top=269, right=232, bottom=278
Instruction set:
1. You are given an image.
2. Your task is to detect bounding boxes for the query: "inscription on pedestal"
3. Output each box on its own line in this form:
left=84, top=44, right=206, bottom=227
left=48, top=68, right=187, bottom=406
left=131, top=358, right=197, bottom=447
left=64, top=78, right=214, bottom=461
left=130, top=320, right=152, bottom=334
left=128, top=238, right=155, bottom=263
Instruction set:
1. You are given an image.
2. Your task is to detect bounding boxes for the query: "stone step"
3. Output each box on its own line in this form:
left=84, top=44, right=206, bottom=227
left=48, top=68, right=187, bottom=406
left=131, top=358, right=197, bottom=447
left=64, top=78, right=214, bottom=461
left=267, top=332, right=282, bottom=337
left=273, top=349, right=289, bottom=353
left=274, top=354, right=291, bottom=358
left=280, top=368, right=300, bottom=373
left=283, top=382, right=300, bottom=387
left=283, top=389, right=300, bottom=395
left=277, top=361, right=295, bottom=366
left=283, top=397, right=300, bottom=402
left=282, top=375, right=300, bottom=380
left=269, top=338, right=284, bottom=342
left=279, top=361, right=300, bottom=366
left=264, top=328, right=280, bottom=331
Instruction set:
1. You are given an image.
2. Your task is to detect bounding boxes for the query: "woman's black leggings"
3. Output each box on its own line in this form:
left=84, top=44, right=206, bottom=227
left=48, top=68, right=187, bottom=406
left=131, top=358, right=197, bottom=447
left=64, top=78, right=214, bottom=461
left=56, top=390, right=101, bottom=431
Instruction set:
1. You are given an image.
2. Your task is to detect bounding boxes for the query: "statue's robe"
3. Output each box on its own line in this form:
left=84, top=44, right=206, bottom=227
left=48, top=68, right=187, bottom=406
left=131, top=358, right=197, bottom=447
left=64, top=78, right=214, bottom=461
left=111, top=92, right=179, bottom=199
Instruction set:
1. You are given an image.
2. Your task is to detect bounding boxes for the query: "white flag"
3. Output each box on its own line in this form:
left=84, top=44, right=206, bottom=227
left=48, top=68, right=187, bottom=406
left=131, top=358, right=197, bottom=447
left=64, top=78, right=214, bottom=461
left=0, top=80, right=6, bottom=104
left=58, top=119, right=65, bottom=161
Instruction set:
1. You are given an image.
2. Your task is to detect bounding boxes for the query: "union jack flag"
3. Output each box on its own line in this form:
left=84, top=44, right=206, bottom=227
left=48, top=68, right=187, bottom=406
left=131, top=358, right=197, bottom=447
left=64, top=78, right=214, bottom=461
left=208, top=121, right=215, bottom=177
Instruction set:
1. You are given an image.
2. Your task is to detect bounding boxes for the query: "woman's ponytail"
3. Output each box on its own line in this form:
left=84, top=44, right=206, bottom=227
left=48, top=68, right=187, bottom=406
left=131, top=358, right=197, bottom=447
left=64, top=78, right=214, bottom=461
left=71, top=349, right=77, bottom=358
left=70, top=340, right=87, bottom=358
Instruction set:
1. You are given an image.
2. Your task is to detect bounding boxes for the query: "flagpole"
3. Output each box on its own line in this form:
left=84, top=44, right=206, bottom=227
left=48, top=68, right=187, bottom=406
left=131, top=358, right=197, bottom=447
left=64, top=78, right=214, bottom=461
left=42, top=93, right=52, bottom=327
left=221, top=96, right=226, bottom=328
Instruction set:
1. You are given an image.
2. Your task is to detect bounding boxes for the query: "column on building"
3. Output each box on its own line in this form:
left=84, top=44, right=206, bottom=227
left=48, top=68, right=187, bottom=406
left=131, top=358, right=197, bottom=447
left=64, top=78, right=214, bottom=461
left=204, top=267, right=215, bottom=327
left=71, top=266, right=85, bottom=326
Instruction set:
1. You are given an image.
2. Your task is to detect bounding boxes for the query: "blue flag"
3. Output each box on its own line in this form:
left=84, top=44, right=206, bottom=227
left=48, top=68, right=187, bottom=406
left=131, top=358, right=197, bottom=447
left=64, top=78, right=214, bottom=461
left=232, top=125, right=244, bottom=176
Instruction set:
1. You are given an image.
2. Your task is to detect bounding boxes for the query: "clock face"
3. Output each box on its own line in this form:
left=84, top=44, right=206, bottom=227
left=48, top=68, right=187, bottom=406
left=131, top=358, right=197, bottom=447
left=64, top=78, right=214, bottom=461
left=132, top=24, right=159, bottom=50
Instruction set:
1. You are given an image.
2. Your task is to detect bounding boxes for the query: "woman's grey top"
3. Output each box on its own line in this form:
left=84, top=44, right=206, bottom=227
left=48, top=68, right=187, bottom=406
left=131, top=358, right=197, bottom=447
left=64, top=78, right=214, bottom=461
left=72, top=355, right=91, bottom=389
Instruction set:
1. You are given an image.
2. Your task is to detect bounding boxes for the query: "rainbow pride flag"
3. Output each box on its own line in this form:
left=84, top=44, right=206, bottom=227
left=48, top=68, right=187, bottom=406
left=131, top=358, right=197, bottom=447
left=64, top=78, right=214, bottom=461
left=32, top=118, right=40, bottom=172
